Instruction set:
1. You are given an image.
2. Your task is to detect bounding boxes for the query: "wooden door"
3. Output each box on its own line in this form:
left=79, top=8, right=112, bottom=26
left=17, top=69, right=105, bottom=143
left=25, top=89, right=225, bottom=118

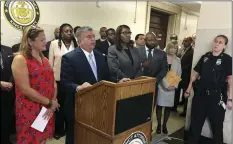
left=149, top=9, right=169, bottom=49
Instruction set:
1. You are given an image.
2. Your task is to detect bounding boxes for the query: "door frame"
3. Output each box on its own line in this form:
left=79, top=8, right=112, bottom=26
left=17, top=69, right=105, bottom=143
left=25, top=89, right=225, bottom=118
left=145, top=2, right=182, bottom=46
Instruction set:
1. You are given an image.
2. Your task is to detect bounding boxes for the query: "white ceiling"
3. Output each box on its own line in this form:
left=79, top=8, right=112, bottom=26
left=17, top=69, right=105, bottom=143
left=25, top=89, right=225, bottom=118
left=171, top=1, right=201, bottom=13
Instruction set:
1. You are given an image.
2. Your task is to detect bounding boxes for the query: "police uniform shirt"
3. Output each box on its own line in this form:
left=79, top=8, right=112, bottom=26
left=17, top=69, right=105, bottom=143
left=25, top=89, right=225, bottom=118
left=194, top=52, right=232, bottom=89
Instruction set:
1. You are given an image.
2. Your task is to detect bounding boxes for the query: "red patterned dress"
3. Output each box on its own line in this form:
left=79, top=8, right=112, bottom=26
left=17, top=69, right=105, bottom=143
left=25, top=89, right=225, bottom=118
left=15, top=56, right=55, bottom=144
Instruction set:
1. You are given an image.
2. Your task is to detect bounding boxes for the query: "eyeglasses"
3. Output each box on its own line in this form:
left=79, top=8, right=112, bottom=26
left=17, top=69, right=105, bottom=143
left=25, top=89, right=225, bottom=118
left=121, top=32, right=132, bottom=36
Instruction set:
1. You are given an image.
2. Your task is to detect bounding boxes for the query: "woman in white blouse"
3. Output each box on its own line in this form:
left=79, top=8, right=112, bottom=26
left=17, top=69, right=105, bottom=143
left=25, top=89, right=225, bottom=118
left=49, top=23, right=78, bottom=139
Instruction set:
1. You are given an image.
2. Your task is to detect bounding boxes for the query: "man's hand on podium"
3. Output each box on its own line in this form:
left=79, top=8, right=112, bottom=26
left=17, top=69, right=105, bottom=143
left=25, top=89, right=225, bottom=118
left=119, top=78, right=131, bottom=83
left=76, top=82, right=92, bottom=92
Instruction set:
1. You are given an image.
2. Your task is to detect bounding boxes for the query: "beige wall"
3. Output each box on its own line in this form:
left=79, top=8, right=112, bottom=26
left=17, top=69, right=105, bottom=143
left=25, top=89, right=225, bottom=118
left=1, top=1, right=199, bottom=49
left=185, top=2, right=232, bottom=144
left=1, top=1, right=148, bottom=47
left=179, top=11, right=199, bottom=39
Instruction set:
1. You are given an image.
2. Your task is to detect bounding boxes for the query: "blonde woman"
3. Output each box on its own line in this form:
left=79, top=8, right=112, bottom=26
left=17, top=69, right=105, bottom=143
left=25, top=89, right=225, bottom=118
left=12, top=25, right=59, bottom=144
left=156, top=41, right=182, bottom=134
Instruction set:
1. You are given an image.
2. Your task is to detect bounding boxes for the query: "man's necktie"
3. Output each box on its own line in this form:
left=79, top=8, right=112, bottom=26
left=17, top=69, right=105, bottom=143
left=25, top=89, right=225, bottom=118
left=144, top=49, right=153, bottom=76
left=88, top=53, right=98, bottom=81
left=148, top=49, right=153, bottom=61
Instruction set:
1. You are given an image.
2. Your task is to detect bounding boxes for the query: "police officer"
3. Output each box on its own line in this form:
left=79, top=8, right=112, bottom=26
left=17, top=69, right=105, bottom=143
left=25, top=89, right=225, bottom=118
left=184, top=35, right=232, bottom=144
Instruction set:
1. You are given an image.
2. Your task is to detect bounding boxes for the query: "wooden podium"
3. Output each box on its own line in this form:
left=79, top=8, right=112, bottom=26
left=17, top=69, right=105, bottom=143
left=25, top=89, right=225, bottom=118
left=75, top=76, right=156, bottom=144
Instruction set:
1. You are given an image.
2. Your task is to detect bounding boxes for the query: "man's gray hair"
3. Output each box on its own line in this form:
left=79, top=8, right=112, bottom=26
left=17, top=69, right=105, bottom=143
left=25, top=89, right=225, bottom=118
left=75, top=26, right=93, bottom=40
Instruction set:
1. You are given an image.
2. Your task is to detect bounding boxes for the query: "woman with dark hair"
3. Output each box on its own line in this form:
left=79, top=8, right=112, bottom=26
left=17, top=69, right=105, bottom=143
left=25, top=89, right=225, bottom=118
left=185, top=35, right=232, bottom=144
left=12, top=25, right=59, bottom=144
left=107, top=25, right=142, bottom=82
left=49, top=23, right=77, bottom=139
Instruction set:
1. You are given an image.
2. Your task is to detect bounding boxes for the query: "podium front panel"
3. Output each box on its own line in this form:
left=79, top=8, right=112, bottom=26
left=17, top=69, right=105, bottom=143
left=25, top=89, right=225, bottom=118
left=114, top=92, right=153, bottom=135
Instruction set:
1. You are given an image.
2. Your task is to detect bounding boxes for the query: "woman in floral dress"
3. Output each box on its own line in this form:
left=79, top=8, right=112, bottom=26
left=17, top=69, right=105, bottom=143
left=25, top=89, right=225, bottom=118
left=12, top=25, right=60, bottom=144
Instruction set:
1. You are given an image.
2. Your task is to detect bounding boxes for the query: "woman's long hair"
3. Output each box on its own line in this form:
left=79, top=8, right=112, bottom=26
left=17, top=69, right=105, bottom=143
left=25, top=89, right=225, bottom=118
left=58, top=23, right=78, bottom=49
left=16, top=25, right=44, bottom=58
left=115, top=25, right=131, bottom=51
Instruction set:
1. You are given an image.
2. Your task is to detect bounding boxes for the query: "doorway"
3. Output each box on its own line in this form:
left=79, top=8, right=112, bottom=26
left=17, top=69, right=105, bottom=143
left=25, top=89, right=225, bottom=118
left=149, top=9, right=169, bottom=49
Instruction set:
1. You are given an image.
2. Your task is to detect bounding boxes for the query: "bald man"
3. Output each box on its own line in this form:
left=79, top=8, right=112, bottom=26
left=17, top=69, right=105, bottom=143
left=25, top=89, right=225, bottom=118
left=95, top=27, right=107, bottom=52
left=43, top=27, right=60, bottom=58
left=138, top=32, right=168, bottom=98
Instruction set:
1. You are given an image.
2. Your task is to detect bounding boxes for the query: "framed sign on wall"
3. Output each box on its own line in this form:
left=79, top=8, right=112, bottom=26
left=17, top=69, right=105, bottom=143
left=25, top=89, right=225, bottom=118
left=3, top=1, right=40, bottom=31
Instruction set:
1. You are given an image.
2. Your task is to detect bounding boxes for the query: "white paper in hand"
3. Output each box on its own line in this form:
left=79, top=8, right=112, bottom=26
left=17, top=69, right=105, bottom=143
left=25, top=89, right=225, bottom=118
left=31, top=107, right=49, bottom=132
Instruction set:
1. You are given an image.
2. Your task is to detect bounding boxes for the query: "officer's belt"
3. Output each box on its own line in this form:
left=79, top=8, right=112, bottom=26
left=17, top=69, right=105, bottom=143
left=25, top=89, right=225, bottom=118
left=204, top=89, right=222, bottom=95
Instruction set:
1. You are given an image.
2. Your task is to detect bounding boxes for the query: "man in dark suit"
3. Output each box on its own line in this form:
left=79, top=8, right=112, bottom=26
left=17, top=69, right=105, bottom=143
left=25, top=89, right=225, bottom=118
left=95, top=27, right=107, bottom=50
left=138, top=32, right=168, bottom=85
left=174, top=37, right=194, bottom=116
left=43, top=27, right=60, bottom=58
left=12, top=43, right=20, bottom=53
left=60, top=26, right=126, bottom=144
left=0, top=45, right=15, bottom=144
left=96, top=28, right=115, bottom=56
left=138, top=32, right=168, bottom=133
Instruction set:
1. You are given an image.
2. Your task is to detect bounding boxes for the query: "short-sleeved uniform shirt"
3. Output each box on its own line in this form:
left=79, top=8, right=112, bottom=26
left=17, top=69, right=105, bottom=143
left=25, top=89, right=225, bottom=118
left=194, top=52, right=232, bottom=90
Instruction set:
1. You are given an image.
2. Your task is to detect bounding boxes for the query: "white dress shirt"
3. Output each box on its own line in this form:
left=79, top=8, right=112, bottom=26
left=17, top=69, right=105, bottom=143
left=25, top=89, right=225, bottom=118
left=100, top=39, right=106, bottom=42
left=81, top=48, right=97, bottom=68
left=107, top=40, right=111, bottom=47
left=49, top=39, right=74, bottom=81
left=145, top=46, right=154, bottom=58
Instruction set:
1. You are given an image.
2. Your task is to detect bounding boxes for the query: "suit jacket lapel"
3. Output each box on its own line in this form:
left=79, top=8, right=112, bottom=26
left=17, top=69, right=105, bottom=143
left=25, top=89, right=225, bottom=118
left=129, top=48, right=138, bottom=67
left=142, top=47, right=147, bottom=61
left=2, top=49, right=8, bottom=69
left=171, top=57, right=177, bottom=71
left=121, top=49, right=130, bottom=61
left=77, top=48, right=97, bottom=82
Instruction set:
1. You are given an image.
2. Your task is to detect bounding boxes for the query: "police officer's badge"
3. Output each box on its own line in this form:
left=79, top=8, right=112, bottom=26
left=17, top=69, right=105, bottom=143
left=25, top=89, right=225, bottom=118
left=3, top=1, right=40, bottom=31
left=204, top=57, right=208, bottom=63
left=216, top=59, right=222, bottom=65
left=123, top=131, right=147, bottom=144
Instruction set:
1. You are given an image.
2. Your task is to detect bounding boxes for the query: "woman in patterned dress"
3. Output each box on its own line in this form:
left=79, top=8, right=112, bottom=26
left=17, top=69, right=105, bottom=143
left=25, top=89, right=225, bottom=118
left=11, top=25, right=60, bottom=144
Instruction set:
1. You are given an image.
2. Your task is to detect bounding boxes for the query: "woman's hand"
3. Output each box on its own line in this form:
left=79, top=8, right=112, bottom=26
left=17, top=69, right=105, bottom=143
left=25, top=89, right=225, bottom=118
left=51, top=100, right=60, bottom=111
left=43, top=108, right=55, bottom=120
left=184, top=90, right=191, bottom=98
left=227, top=101, right=232, bottom=110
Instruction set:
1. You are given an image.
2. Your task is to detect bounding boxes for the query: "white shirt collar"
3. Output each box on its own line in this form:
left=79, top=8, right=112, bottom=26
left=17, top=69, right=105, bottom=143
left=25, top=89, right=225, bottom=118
left=61, top=41, right=74, bottom=54
left=145, top=45, right=154, bottom=52
left=100, top=39, right=106, bottom=42
left=107, top=40, right=111, bottom=46
left=81, top=48, right=94, bottom=56
left=80, top=48, right=96, bottom=66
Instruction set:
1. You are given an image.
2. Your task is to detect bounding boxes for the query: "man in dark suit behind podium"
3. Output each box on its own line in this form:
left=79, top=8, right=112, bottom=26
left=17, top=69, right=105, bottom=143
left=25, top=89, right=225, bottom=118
left=61, top=26, right=127, bottom=144
left=96, top=28, right=115, bottom=56
left=95, top=27, right=107, bottom=49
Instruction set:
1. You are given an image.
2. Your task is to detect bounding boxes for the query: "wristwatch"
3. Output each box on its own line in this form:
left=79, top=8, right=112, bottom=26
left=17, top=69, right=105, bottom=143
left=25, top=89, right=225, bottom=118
left=227, top=99, right=232, bottom=102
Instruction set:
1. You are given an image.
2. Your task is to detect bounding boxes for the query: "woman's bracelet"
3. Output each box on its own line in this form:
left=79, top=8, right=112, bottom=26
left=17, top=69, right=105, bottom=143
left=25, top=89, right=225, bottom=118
left=46, top=99, right=52, bottom=108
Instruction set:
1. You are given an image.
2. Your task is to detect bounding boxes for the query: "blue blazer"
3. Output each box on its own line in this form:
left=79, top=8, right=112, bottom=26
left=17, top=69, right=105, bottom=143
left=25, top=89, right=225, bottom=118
left=61, top=47, right=109, bottom=116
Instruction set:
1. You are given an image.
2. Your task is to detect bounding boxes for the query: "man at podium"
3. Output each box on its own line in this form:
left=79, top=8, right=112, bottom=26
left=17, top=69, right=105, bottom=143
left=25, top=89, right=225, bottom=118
left=60, top=26, right=129, bottom=144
